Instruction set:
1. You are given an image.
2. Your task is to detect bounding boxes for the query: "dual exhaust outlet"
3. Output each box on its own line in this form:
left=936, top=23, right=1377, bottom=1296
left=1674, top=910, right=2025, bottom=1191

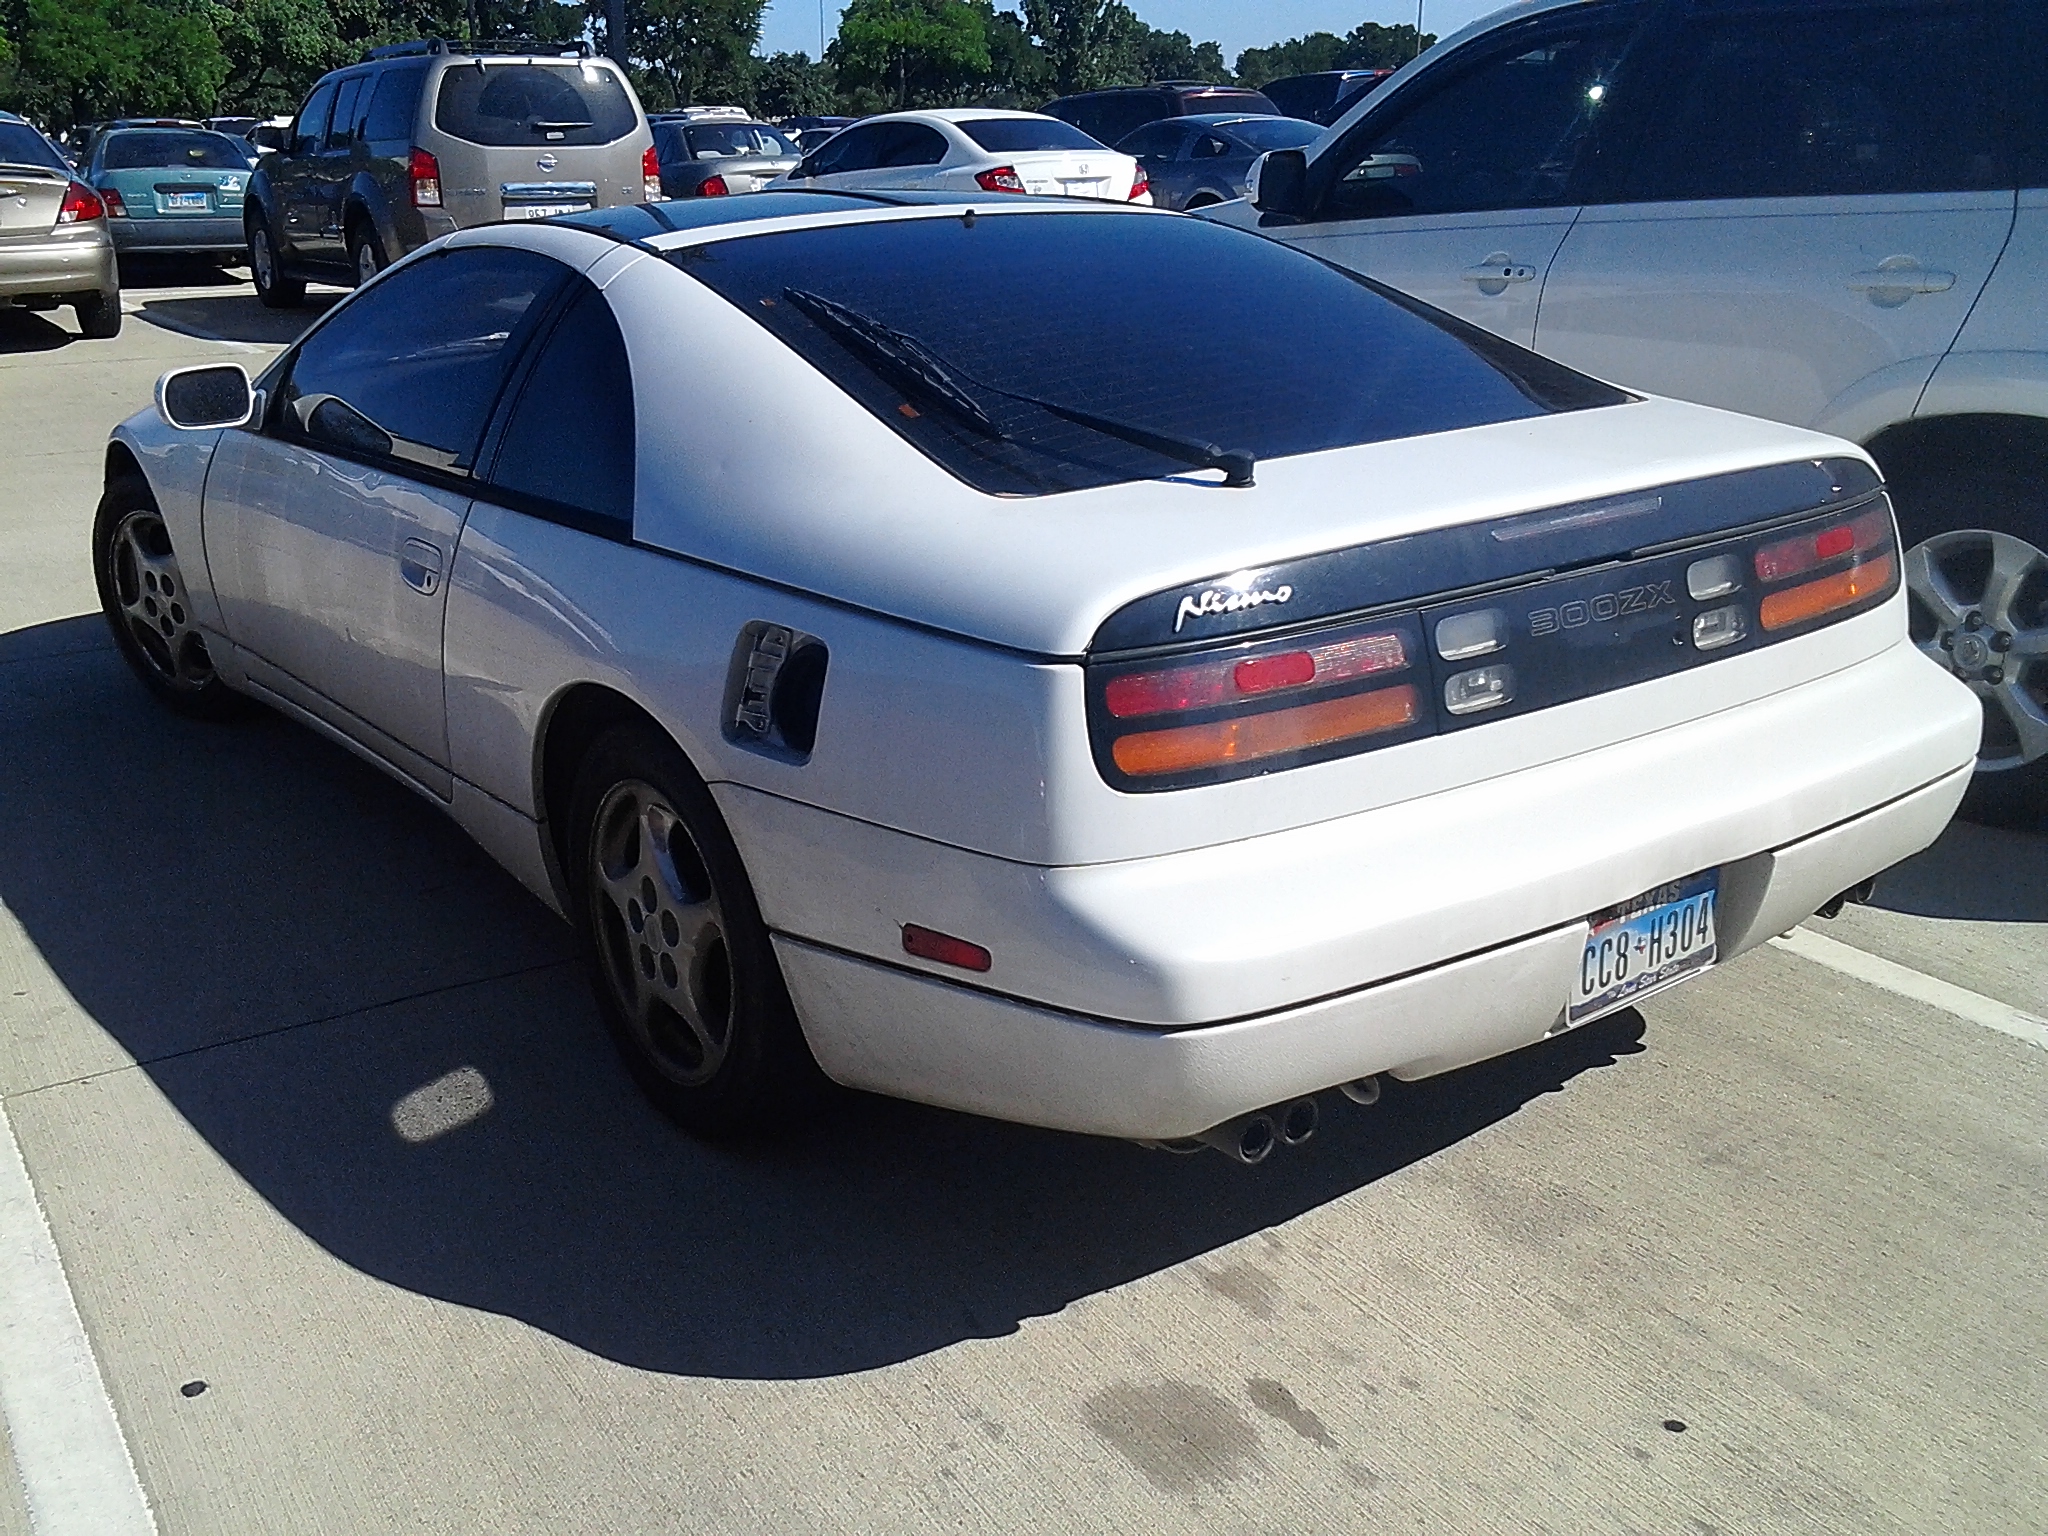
left=1139, top=1076, right=1382, bottom=1165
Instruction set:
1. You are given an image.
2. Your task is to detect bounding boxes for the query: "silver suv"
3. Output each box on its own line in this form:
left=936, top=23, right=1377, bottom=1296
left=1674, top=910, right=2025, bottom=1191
left=245, top=38, right=657, bottom=305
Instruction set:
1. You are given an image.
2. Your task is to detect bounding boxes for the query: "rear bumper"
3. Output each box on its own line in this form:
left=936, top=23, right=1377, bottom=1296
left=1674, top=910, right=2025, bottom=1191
left=110, top=215, right=245, bottom=255
left=775, top=763, right=1973, bottom=1139
left=0, top=231, right=118, bottom=298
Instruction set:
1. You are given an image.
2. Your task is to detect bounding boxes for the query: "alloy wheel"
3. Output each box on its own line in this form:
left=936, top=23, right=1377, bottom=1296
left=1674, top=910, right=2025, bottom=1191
left=1906, top=529, right=2048, bottom=773
left=355, top=240, right=379, bottom=285
left=251, top=227, right=274, bottom=289
left=587, top=779, right=735, bottom=1086
left=109, top=510, right=216, bottom=692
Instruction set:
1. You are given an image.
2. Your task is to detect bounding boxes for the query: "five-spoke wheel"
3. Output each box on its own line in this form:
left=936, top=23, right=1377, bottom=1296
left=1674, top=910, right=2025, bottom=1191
left=93, top=480, right=242, bottom=719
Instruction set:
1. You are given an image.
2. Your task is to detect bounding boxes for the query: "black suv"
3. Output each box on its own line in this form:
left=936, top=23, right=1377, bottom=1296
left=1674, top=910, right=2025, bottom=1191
left=1041, top=84, right=1280, bottom=150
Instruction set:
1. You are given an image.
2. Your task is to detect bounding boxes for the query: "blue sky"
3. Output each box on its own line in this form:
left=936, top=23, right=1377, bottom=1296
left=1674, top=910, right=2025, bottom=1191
left=756, top=2, right=1509, bottom=65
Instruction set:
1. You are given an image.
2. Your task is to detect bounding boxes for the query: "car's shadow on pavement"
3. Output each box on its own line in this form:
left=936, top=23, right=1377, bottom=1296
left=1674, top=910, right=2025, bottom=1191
left=136, top=291, right=338, bottom=346
left=1866, top=816, right=2048, bottom=923
left=1, top=613, right=1649, bottom=1380
left=0, top=307, right=73, bottom=354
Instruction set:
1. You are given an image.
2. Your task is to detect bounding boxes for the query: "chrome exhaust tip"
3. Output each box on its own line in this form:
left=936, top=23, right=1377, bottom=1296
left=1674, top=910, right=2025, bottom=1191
left=1338, top=1076, right=1381, bottom=1107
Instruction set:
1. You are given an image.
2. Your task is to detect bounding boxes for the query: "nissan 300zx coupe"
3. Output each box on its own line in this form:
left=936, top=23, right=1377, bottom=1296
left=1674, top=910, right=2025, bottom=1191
left=97, top=191, right=1979, bottom=1156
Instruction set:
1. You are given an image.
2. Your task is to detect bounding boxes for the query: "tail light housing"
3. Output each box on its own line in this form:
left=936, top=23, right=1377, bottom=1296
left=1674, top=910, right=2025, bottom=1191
left=408, top=147, right=441, bottom=208
left=643, top=144, right=663, bottom=202
left=1087, top=492, right=1902, bottom=792
left=57, top=182, right=105, bottom=224
left=698, top=174, right=730, bottom=197
left=976, top=165, right=1027, bottom=193
left=1128, top=165, right=1150, bottom=202
left=100, top=186, right=127, bottom=218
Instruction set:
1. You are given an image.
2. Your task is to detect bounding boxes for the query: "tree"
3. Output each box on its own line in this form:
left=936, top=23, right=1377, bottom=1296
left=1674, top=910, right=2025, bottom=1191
left=754, top=48, right=832, bottom=117
left=622, top=0, right=764, bottom=108
left=829, top=0, right=988, bottom=111
left=1020, top=0, right=1133, bottom=95
left=1130, top=24, right=1222, bottom=84
left=1235, top=20, right=1432, bottom=87
left=1, top=0, right=227, bottom=125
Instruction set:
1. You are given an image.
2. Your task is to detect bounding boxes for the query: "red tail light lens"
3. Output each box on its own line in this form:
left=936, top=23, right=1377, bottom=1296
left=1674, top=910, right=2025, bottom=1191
left=1128, top=166, right=1150, bottom=201
left=58, top=182, right=105, bottom=224
left=408, top=147, right=441, bottom=208
left=99, top=186, right=127, bottom=218
left=1754, top=508, right=1890, bottom=583
left=642, top=144, right=663, bottom=202
left=976, top=165, right=1027, bottom=193
left=698, top=174, right=730, bottom=197
left=1104, top=627, right=1407, bottom=719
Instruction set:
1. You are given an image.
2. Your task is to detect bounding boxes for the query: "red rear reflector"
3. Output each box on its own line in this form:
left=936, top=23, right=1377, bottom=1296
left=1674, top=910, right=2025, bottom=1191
left=699, top=174, right=729, bottom=196
left=1104, top=628, right=1408, bottom=719
left=976, top=165, right=1027, bottom=193
left=1759, top=552, right=1895, bottom=631
left=1754, top=508, right=1889, bottom=582
left=57, top=182, right=105, bottom=224
left=902, top=923, right=992, bottom=972
left=408, top=147, right=442, bottom=208
left=1112, top=685, right=1419, bottom=777
left=1128, top=166, right=1150, bottom=201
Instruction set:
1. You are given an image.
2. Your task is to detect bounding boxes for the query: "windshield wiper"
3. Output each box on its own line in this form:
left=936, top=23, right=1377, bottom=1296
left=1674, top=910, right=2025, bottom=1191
left=782, top=288, right=1255, bottom=486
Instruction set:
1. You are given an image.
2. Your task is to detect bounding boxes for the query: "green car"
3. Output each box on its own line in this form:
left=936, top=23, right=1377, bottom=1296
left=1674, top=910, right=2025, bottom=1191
left=87, top=127, right=250, bottom=263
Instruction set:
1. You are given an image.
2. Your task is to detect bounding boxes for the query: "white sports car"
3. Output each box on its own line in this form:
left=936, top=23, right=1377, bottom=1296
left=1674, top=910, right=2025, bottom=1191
left=99, top=190, right=1978, bottom=1157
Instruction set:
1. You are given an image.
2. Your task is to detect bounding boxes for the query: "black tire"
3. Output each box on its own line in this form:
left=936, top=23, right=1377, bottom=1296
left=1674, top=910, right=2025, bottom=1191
left=72, top=289, right=121, bottom=339
left=1887, top=451, right=2048, bottom=828
left=347, top=218, right=387, bottom=288
left=92, top=477, right=245, bottom=720
left=567, top=723, right=822, bottom=1137
left=248, top=216, right=305, bottom=309
left=1184, top=193, right=1224, bottom=210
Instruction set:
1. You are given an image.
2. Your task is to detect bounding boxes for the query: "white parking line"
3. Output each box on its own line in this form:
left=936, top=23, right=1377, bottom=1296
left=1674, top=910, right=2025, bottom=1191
left=0, top=1098, right=157, bottom=1535
left=1771, top=926, right=2048, bottom=1052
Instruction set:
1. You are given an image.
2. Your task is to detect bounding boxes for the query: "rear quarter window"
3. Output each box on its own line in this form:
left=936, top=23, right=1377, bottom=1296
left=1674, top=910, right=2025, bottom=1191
left=363, top=65, right=427, bottom=143
left=433, top=62, right=639, bottom=147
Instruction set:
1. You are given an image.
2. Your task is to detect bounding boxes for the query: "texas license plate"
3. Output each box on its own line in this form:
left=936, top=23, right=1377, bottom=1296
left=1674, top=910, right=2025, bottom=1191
left=503, top=202, right=588, bottom=220
left=1571, top=871, right=1718, bottom=1024
left=164, top=191, right=209, bottom=210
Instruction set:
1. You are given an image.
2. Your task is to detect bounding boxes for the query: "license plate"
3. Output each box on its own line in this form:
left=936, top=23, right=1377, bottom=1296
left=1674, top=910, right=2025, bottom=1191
left=1571, top=871, right=1718, bottom=1024
left=164, top=191, right=209, bottom=210
left=503, top=202, right=588, bottom=220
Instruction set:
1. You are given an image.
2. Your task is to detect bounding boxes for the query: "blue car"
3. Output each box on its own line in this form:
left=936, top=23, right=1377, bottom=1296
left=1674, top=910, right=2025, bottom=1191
left=87, top=127, right=250, bottom=263
left=1114, top=114, right=1324, bottom=211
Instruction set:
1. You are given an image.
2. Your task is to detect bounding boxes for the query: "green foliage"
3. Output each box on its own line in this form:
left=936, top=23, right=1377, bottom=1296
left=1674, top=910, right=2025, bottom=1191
left=0, top=0, right=228, bottom=124
left=1020, top=0, right=1130, bottom=95
left=1129, top=24, right=1222, bottom=85
left=830, top=0, right=988, bottom=110
left=1235, top=21, right=1433, bottom=88
left=753, top=48, right=832, bottom=117
left=622, top=0, right=764, bottom=109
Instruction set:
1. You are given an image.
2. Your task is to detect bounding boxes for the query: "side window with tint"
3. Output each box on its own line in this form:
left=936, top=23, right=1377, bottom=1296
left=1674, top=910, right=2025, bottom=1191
left=486, top=283, right=635, bottom=529
left=1192, top=134, right=1231, bottom=160
left=878, top=123, right=949, bottom=167
left=362, top=65, right=424, bottom=143
left=1319, top=10, right=1643, bottom=219
left=282, top=248, right=565, bottom=472
left=326, top=77, right=364, bottom=150
left=811, top=124, right=882, bottom=174
left=291, top=81, right=335, bottom=156
left=1618, top=2, right=2006, bottom=202
left=1118, top=123, right=1181, bottom=158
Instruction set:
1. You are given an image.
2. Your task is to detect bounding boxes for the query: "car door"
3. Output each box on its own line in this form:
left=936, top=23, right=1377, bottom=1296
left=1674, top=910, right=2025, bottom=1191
left=799, top=122, right=888, bottom=188
left=274, top=79, right=335, bottom=261
left=1257, top=2, right=1652, bottom=348
left=847, top=122, right=952, bottom=191
left=1117, top=121, right=1189, bottom=206
left=304, top=71, right=369, bottom=264
left=203, top=245, right=570, bottom=793
left=1536, top=0, right=2016, bottom=433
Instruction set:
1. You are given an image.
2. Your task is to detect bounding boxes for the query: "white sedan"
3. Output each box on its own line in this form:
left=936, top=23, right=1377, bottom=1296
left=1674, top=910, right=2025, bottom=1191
left=98, top=191, right=1976, bottom=1158
left=772, top=109, right=1151, bottom=203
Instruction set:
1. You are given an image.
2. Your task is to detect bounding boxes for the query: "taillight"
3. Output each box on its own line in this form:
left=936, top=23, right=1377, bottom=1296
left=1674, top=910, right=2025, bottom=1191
left=1090, top=614, right=1427, bottom=788
left=100, top=186, right=127, bottom=218
left=643, top=144, right=663, bottom=202
left=57, top=182, right=105, bottom=224
left=408, top=147, right=441, bottom=208
left=1755, top=505, right=1898, bottom=632
left=976, top=165, right=1027, bottom=193
left=1128, top=165, right=1150, bottom=202
left=698, top=174, right=729, bottom=197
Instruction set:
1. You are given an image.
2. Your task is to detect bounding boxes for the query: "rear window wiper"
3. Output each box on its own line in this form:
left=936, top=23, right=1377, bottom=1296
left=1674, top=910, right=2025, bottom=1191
left=530, top=119, right=592, bottom=132
left=781, top=288, right=1255, bottom=487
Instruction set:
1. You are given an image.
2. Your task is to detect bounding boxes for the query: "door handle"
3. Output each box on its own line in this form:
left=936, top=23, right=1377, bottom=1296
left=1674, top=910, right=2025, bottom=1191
left=399, top=538, right=443, bottom=596
left=1462, top=252, right=1538, bottom=295
left=1848, top=256, right=1955, bottom=306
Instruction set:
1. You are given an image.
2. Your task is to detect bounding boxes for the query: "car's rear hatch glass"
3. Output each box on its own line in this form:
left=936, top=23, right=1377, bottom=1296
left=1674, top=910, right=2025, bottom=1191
left=672, top=209, right=1628, bottom=496
left=433, top=61, right=638, bottom=146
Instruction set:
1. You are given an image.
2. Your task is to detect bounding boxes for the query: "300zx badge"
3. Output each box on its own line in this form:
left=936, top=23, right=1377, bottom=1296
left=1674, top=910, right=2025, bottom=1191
left=1527, top=580, right=1675, bottom=636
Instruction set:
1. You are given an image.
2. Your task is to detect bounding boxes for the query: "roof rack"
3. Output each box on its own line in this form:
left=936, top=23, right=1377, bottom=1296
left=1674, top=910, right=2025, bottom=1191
left=362, top=37, right=594, bottom=63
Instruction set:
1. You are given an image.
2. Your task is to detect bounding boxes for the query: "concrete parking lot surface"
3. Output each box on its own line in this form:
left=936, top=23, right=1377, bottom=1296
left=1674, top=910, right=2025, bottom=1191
left=1, top=273, right=2043, bottom=1535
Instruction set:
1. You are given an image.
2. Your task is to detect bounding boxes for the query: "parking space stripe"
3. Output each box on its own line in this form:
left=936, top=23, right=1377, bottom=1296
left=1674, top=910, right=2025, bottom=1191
left=1771, top=927, right=2048, bottom=1052
left=0, top=1099, right=157, bottom=1535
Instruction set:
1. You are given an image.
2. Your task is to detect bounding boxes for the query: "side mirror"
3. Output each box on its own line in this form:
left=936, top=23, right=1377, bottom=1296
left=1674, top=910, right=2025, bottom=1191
left=155, top=363, right=255, bottom=431
left=1251, top=148, right=1310, bottom=218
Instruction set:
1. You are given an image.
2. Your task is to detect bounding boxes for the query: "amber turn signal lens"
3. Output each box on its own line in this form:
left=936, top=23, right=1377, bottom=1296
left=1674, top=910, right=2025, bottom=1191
left=1759, top=552, right=1896, bottom=631
left=1111, top=684, right=1420, bottom=777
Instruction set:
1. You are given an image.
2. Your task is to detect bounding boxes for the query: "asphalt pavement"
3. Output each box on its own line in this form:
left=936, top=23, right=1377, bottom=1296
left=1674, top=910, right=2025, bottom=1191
left=0, top=268, right=2043, bottom=1536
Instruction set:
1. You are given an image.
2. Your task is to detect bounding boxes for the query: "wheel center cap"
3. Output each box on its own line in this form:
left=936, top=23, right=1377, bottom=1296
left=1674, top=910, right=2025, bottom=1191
left=1952, top=631, right=1993, bottom=672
